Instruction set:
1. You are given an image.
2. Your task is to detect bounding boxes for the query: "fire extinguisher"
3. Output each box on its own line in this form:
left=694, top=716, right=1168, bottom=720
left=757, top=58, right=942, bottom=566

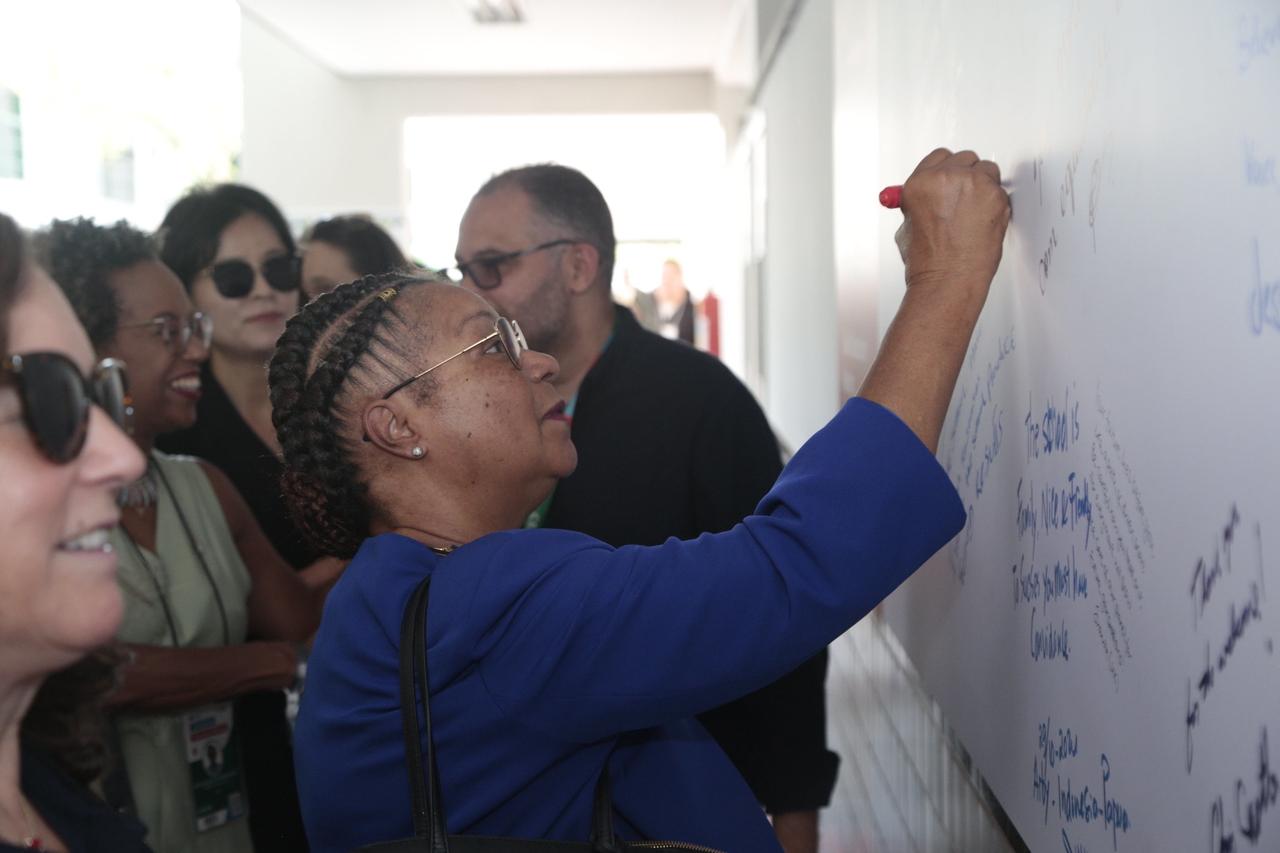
left=697, top=290, right=721, bottom=357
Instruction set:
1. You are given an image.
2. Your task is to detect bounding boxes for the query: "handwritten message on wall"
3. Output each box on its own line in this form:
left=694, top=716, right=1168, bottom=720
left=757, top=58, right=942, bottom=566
left=870, top=1, right=1280, bottom=850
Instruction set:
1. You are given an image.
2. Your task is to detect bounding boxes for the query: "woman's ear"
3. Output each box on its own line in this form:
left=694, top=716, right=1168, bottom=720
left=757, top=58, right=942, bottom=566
left=362, top=400, right=427, bottom=460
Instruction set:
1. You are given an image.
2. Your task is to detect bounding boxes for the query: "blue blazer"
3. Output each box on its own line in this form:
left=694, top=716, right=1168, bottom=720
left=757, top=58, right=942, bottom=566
left=293, top=398, right=964, bottom=853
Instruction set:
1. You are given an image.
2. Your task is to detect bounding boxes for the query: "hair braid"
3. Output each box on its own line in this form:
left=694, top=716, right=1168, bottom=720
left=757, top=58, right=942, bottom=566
left=269, top=271, right=434, bottom=557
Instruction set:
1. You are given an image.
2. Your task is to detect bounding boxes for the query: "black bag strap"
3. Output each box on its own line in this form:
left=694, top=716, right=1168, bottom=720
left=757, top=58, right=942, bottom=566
left=589, top=767, right=624, bottom=853
left=397, top=574, right=623, bottom=852
left=397, top=574, right=442, bottom=848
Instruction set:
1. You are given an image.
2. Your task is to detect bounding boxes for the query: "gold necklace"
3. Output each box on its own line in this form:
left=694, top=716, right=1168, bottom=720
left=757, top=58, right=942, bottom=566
left=427, top=544, right=458, bottom=556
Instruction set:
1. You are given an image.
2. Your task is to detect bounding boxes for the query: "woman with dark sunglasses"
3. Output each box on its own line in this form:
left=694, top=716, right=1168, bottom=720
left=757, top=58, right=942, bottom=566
left=37, top=218, right=343, bottom=853
left=152, top=184, right=316, bottom=851
left=272, top=150, right=1010, bottom=852
left=0, top=212, right=151, bottom=851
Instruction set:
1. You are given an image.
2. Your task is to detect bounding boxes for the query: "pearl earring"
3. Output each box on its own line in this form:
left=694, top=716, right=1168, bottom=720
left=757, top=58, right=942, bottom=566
left=411, top=446, right=424, bottom=458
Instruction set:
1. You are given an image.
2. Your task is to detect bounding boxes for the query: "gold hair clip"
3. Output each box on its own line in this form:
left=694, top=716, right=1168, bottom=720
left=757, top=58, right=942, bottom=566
left=378, top=287, right=398, bottom=302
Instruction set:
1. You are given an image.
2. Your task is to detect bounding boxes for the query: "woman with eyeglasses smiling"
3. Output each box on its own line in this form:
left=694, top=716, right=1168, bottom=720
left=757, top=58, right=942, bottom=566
left=152, top=183, right=317, bottom=851
left=270, top=146, right=1012, bottom=853
left=36, top=218, right=343, bottom=853
left=0, top=212, right=150, bottom=851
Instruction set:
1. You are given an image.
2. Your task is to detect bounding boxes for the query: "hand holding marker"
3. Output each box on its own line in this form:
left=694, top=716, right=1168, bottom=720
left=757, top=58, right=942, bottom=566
left=879, top=149, right=1012, bottom=298
left=881, top=171, right=1009, bottom=210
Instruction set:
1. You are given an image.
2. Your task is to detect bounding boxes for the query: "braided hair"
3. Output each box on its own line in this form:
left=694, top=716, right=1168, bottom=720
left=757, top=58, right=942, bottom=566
left=269, top=270, right=444, bottom=557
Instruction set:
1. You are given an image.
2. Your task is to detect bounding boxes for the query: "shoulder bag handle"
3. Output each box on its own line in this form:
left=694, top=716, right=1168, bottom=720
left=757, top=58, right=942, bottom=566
left=397, top=575, right=624, bottom=852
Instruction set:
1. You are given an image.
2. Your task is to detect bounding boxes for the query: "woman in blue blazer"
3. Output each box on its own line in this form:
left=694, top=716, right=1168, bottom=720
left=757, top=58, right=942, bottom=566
left=272, top=149, right=1011, bottom=853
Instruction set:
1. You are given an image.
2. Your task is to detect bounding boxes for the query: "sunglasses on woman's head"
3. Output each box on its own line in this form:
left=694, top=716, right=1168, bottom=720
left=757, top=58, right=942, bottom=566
left=209, top=255, right=301, bottom=299
left=1, top=353, right=131, bottom=463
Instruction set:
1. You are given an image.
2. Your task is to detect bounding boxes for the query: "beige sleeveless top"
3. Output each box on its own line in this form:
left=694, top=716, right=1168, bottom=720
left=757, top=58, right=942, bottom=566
left=112, top=451, right=254, bottom=853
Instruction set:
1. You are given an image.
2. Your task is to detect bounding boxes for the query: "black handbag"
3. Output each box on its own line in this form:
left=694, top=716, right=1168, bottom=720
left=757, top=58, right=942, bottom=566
left=356, top=574, right=723, bottom=853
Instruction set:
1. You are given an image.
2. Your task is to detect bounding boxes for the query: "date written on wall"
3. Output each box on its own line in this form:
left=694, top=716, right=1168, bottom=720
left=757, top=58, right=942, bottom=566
left=1032, top=718, right=1133, bottom=851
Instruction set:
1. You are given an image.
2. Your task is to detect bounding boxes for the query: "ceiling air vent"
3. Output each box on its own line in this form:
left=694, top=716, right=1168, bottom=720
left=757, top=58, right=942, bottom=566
left=460, top=0, right=524, bottom=24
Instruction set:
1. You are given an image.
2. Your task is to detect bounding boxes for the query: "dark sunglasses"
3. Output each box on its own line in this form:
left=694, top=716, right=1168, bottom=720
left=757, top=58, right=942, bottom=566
left=209, top=255, right=301, bottom=299
left=441, top=239, right=577, bottom=290
left=118, top=312, right=214, bottom=353
left=1, top=353, right=131, bottom=464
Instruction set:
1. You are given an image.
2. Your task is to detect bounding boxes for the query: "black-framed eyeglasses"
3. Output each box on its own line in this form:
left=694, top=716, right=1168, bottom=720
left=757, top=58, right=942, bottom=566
left=1, top=353, right=131, bottom=463
left=118, top=312, right=214, bottom=353
left=440, top=239, right=577, bottom=290
left=381, top=317, right=527, bottom=400
left=207, top=255, right=301, bottom=299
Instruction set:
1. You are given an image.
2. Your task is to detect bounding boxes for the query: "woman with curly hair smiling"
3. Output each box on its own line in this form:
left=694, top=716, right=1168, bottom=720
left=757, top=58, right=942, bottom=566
left=36, top=217, right=342, bottom=853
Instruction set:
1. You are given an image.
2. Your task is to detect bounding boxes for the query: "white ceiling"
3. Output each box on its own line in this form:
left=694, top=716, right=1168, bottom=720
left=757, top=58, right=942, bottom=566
left=238, top=0, right=748, bottom=77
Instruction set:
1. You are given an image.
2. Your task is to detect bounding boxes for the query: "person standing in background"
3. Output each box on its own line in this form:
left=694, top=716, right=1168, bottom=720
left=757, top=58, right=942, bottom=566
left=300, top=215, right=410, bottom=302
left=154, top=184, right=312, bottom=852
left=613, top=268, right=658, bottom=332
left=452, top=164, right=837, bottom=852
left=654, top=258, right=695, bottom=345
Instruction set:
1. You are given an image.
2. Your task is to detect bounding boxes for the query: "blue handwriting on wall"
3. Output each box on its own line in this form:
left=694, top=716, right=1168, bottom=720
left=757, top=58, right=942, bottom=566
left=1017, top=473, right=1094, bottom=559
left=1209, top=727, right=1278, bottom=851
left=1245, top=139, right=1279, bottom=192
left=1032, top=151, right=1105, bottom=293
left=943, top=327, right=1015, bottom=580
left=1087, top=388, right=1153, bottom=688
left=1013, top=547, right=1090, bottom=611
left=1248, top=237, right=1280, bottom=335
left=1239, top=13, right=1280, bottom=73
left=1031, top=606, right=1071, bottom=662
left=1026, top=385, right=1082, bottom=462
left=1184, top=510, right=1270, bottom=774
left=1055, top=755, right=1133, bottom=851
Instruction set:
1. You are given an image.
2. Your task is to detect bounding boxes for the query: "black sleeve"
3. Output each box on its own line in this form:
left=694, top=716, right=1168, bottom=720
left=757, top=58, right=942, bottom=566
left=690, top=375, right=840, bottom=814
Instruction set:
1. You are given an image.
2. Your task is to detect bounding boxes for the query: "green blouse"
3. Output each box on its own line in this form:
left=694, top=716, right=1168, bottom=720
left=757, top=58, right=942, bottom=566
left=111, top=451, right=254, bottom=853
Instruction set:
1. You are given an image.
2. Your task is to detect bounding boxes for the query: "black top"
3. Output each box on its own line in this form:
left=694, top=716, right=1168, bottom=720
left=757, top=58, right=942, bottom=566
left=543, top=305, right=839, bottom=814
left=0, top=746, right=151, bottom=853
left=155, top=363, right=311, bottom=852
left=158, top=363, right=317, bottom=570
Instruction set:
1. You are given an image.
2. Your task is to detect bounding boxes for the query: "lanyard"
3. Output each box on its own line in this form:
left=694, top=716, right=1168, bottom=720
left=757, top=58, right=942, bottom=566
left=523, top=326, right=615, bottom=530
left=119, top=457, right=232, bottom=647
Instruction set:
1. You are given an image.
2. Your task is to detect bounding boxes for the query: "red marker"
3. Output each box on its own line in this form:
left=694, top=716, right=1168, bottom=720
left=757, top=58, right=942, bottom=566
left=879, top=185, right=903, bottom=208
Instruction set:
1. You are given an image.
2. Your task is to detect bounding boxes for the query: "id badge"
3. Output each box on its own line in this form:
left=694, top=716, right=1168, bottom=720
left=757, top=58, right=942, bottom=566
left=184, top=703, right=247, bottom=832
